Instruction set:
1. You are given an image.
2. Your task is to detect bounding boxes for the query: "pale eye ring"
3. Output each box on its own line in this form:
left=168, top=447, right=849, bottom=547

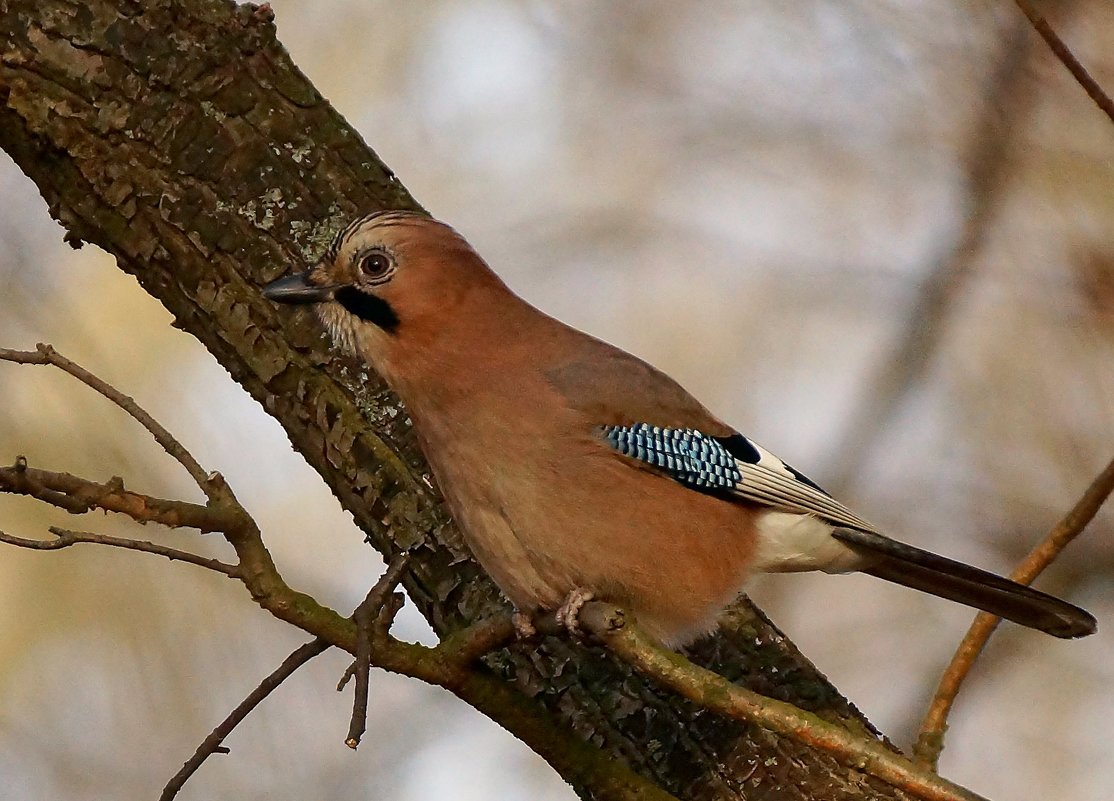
left=358, top=250, right=394, bottom=282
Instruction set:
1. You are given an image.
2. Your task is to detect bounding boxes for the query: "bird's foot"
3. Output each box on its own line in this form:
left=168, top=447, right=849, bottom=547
left=512, top=609, right=537, bottom=640
left=555, top=587, right=594, bottom=638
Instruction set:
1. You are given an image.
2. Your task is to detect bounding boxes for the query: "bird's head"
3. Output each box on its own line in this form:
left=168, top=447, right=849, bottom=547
left=263, top=211, right=508, bottom=374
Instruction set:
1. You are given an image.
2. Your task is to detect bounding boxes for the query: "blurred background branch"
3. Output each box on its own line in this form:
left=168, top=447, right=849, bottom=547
left=820, top=13, right=1035, bottom=491
left=1013, top=0, right=1114, bottom=124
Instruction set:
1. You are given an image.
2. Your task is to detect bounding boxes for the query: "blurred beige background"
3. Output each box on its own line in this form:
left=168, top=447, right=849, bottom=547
left=1, top=2, right=1112, bottom=800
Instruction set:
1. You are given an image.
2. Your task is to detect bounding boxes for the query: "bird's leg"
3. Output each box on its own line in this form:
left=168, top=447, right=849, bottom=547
left=555, top=587, right=595, bottom=637
left=512, top=609, right=538, bottom=640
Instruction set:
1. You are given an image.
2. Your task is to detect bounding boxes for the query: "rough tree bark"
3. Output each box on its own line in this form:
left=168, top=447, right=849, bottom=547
left=0, top=2, right=912, bottom=799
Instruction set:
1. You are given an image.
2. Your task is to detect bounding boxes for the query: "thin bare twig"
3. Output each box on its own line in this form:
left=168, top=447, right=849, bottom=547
left=0, top=526, right=239, bottom=577
left=576, top=603, right=988, bottom=801
left=0, top=460, right=233, bottom=532
left=347, top=605, right=374, bottom=748
left=160, top=637, right=331, bottom=801
left=335, top=661, right=357, bottom=691
left=915, top=454, right=1114, bottom=768
left=1013, top=0, right=1114, bottom=125
left=344, top=553, right=411, bottom=748
left=0, top=344, right=214, bottom=496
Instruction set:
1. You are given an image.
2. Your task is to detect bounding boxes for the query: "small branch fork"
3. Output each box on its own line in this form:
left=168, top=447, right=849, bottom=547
left=341, top=552, right=412, bottom=749
left=0, top=345, right=213, bottom=495
left=0, top=345, right=674, bottom=801
left=0, top=459, right=233, bottom=532
left=163, top=555, right=413, bottom=798
left=914, top=454, right=1114, bottom=768
left=3, top=340, right=1097, bottom=801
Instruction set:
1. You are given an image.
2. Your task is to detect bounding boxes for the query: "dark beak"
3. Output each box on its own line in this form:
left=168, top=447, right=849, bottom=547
left=262, top=271, right=336, bottom=305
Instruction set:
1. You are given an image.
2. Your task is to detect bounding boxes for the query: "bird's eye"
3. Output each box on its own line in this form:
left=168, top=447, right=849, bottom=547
left=358, top=251, right=394, bottom=281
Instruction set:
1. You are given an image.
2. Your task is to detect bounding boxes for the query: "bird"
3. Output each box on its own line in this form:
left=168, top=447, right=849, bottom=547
left=263, top=210, right=1097, bottom=647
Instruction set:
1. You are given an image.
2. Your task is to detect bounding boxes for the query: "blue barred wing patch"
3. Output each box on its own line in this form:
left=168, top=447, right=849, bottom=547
left=601, top=423, right=876, bottom=532
left=602, top=424, right=742, bottom=491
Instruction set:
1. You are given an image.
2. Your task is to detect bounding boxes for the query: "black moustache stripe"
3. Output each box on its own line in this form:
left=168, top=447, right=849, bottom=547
left=335, top=287, right=400, bottom=333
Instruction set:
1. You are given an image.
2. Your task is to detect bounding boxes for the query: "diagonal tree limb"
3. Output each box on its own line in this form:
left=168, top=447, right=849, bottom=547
left=576, top=604, right=988, bottom=801
left=821, top=18, right=1036, bottom=491
left=914, top=453, right=1114, bottom=768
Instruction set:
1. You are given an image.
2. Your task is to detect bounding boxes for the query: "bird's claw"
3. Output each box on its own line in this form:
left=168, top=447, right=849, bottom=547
left=555, top=588, right=594, bottom=637
left=512, top=610, right=537, bottom=640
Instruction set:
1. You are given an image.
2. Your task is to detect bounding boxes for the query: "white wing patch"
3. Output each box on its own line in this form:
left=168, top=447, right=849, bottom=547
left=733, top=446, right=876, bottom=532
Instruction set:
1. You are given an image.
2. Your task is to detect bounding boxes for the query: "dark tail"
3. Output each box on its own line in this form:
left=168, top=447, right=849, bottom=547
left=831, top=528, right=1096, bottom=639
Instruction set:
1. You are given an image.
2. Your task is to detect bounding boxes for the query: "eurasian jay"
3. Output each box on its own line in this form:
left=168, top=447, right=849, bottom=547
left=263, top=211, right=1096, bottom=647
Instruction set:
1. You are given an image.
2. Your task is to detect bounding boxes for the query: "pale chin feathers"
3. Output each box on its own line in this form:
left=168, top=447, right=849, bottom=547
left=315, top=303, right=362, bottom=357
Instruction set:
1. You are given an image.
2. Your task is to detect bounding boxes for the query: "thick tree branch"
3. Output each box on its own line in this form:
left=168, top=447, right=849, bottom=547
left=572, top=605, right=987, bottom=801
left=914, top=454, right=1114, bottom=767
